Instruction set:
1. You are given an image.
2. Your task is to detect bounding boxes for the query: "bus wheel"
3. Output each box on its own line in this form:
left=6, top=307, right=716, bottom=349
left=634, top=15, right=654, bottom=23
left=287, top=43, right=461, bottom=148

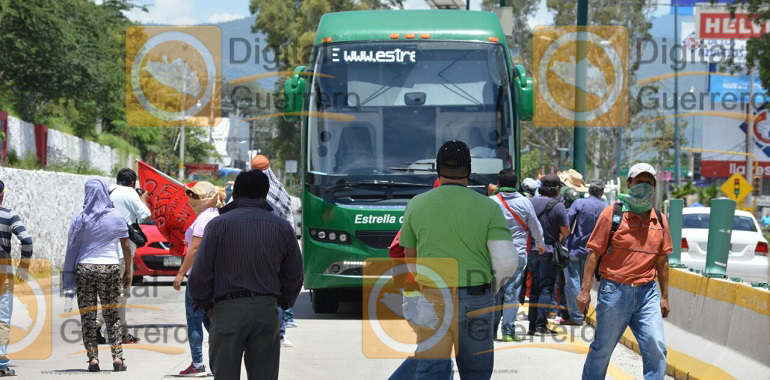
left=312, top=289, right=339, bottom=313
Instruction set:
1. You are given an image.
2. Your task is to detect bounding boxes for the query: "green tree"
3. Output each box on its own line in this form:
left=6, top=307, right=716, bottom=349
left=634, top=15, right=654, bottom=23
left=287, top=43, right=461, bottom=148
left=484, top=0, right=655, bottom=180
left=0, top=0, right=137, bottom=128
left=728, top=1, right=770, bottom=92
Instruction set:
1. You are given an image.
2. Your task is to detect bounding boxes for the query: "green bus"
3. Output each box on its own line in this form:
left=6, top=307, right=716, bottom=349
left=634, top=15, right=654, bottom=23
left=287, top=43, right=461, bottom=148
left=283, top=10, right=533, bottom=313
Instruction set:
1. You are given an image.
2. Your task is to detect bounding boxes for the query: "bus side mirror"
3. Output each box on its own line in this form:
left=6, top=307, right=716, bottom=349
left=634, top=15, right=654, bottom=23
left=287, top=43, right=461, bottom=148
left=513, top=64, right=533, bottom=122
left=283, top=66, right=307, bottom=122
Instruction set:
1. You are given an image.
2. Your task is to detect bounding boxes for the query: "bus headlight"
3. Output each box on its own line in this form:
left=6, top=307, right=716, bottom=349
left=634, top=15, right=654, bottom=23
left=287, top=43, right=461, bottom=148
left=309, top=228, right=351, bottom=245
left=324, top=260, right=364, bottom=275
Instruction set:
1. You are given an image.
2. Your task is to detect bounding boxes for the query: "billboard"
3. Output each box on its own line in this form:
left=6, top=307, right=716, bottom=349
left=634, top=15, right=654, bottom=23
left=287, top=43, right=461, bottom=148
left=709, top=74, right=766, bottom=103
left=701, top=106, right=770, bottom=178
left=695, top=6, right=770, bottom=39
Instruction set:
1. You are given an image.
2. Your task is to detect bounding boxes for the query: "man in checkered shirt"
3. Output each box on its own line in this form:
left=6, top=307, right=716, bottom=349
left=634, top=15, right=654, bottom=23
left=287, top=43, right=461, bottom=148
left=0, top=179, right=33, bottom=377
left=250, top=155, right=298, bottom=347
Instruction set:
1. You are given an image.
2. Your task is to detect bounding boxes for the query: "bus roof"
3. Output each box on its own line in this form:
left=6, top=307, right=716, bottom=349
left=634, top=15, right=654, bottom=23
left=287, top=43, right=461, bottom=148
left=314, top=10, right=506, bottom=45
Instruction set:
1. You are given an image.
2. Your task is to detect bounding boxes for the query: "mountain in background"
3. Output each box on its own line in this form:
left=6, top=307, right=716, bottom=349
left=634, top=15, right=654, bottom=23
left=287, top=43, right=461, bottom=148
left=209, top=17, right=278, bottom=91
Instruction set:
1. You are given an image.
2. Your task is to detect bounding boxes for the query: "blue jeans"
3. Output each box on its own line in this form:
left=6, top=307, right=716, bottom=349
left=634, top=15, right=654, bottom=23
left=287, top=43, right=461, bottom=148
left=0, top=283, right=12, bottom=369
left=493, top=255, right=527, bottom=336
left=389, top=294, right=453, bottom=380
left=582, top=280, right=667, bottom=380
left=185, top=286, right=211, bottom=364
left=563, top=257, right=587, bottom=323
left=415, top=286, right=495, bottom=380
left=278, top=307, right=286, bottom=338
left=527, top=251, right=558, bottom=331
left=282, top=308, right=294, bottom=323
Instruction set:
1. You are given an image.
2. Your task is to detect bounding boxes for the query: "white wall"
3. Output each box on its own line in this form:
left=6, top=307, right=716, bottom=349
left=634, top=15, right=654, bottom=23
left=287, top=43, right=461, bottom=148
left=0, top=167, right=114, bottom=270
left=5, top=115, right=135, bottom=174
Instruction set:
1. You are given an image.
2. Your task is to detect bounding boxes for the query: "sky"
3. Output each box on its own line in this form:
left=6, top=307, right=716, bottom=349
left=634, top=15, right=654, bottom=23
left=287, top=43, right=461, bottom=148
left=123, top=0, right=555, bottom=28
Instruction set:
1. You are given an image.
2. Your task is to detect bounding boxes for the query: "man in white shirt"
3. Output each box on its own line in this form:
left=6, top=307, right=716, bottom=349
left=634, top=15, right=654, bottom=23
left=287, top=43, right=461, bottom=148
left=99, top=168, right=151, bottom=344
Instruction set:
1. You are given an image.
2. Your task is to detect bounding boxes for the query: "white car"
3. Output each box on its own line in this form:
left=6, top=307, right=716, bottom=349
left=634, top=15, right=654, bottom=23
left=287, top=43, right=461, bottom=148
left=680, top=208, right=769, bottom=283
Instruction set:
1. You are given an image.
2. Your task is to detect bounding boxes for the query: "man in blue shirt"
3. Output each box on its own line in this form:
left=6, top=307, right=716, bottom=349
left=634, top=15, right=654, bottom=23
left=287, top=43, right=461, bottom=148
left=563, top=179, right=607, bottom=325
left=527, top=174, right=569, bottom=335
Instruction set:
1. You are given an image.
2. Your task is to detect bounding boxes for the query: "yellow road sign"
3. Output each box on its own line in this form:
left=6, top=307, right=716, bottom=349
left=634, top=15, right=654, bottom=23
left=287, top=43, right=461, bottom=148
left=721, top=173, right=753, bottom=203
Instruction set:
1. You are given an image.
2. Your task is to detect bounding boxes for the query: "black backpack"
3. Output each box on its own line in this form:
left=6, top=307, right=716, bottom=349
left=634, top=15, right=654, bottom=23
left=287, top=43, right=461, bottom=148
left=537, top=198, right=570, bottom=269
left=594, top=203, right=663, bottom=281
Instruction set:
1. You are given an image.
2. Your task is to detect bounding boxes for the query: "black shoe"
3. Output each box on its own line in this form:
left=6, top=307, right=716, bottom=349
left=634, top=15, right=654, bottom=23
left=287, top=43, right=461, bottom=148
left=122, top=334, right=140, bottom=344
left=96, top=332, right=106, bottom=345
left=0, top=367, right=16, bottom=376
left=113, top=358, right=127, bottom=372
left=526, top=330, right=536, bottom=336
left=560, top=320, right=585, bottom=326
left=536, top=327, right=559, bottom=335
left=88, top=359, right=100, bottom=372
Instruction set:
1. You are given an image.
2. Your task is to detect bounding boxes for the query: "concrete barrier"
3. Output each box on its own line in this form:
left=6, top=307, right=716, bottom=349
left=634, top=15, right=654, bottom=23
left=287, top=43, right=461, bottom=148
left=587, top=268, right=770, bottom=379
left=0, top=167, right=114, bottom=270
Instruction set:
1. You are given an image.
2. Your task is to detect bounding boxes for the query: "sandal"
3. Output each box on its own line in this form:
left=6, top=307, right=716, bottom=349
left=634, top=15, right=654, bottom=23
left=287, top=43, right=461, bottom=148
left=88, top=359, right=99, bottom=373
left=113, top=358, right=127, bottom=372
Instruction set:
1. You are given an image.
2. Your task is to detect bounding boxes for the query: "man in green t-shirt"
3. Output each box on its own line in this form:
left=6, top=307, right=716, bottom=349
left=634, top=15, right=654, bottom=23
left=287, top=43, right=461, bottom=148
left=400, top=140, right=516, bottom=379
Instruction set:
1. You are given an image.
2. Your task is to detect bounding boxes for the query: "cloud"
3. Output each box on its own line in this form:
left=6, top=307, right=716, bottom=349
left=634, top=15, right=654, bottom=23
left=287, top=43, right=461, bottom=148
left=207, top=12, right=246, bottom=24
left=126, top=0, right=198, bottom=25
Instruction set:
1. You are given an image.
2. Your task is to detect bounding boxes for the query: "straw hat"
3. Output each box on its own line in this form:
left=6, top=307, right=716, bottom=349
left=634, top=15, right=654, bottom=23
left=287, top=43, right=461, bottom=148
left=558, top=169, right=588, bottom=192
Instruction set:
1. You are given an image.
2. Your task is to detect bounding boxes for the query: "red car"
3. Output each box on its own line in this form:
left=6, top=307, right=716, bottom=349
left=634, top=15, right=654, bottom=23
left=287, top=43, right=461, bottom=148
left=132, top=223, right=183, bottom=284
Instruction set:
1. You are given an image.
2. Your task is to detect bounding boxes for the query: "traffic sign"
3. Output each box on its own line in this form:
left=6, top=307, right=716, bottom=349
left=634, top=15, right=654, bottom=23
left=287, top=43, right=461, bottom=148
left=720, top=173, right=753, bottom=203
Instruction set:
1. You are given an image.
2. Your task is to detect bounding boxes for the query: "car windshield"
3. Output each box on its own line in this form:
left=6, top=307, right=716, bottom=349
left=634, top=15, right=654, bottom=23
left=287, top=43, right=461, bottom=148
left=682, top=214, right=757, bottom=232
left=305, top=41, right=513, bottom=193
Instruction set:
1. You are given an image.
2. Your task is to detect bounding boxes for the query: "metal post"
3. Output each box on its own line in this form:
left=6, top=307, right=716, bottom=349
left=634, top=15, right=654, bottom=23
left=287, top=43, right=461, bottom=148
left=178, top=48, right=188, bottom=181
left=674, top=0, right=681, bottom=186
left=573, top=0, right=588, bottom=174
left=668, top=199, right=686, bottom=268
left=705, top=198, right=736, bottom=278
left=747, top=68, right=756, bottom=212
left=466, top=0, right=470, bottom=10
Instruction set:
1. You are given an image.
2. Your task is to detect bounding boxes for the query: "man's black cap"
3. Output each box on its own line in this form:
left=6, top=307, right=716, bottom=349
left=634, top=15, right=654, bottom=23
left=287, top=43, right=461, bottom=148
left=541, top=174, right=562, bottom=188
left=436, top=140, right=471, bottom=179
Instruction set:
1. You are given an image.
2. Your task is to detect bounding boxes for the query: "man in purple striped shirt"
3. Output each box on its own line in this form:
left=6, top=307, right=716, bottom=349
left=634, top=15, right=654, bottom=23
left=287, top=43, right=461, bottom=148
left=189, top=170, right=304, bottom=380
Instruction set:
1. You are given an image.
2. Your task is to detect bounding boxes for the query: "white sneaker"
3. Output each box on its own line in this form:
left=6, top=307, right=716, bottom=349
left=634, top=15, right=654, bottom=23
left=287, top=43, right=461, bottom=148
left=285, top=321, right=298, bottom=328
left=281, top=338, right=293, bottom=347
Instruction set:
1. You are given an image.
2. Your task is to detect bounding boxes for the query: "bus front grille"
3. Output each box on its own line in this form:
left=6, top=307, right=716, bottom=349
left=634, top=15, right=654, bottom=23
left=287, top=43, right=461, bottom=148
left=355, top=230, right=399, bottom=250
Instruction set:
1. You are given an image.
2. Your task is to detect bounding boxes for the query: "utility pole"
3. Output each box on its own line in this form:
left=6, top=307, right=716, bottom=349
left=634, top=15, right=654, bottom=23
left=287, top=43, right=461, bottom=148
left=747, top=67, right=755, bottom=197
left=573, top=0, right=588, bottom=174
left=673, top=0, right=681, bottom=186
left=178, top=47, right=188, bottom=181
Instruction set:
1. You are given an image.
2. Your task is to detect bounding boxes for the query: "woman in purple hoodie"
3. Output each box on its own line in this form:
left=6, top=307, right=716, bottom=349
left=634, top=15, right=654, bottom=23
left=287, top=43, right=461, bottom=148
left=63, top=179, right=131, bottom=372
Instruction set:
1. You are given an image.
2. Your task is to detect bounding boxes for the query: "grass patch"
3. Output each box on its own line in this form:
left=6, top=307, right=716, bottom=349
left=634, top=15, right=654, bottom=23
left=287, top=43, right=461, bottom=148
left=97, top=133, right=141, bottom=157
left=6, top=151, right=107, bottom=176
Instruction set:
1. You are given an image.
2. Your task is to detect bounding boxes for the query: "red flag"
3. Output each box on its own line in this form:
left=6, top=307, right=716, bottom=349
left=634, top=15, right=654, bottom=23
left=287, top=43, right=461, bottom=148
left=137, top=161, right=195, bottom=256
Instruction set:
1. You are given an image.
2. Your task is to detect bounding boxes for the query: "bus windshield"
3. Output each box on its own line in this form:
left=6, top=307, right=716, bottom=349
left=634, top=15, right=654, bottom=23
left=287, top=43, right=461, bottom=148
left=306, top=41, right=513, bottom=196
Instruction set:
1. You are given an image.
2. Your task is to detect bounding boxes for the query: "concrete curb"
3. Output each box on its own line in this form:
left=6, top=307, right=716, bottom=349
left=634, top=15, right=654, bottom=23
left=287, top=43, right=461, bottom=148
left=585, top=306, right=736, bottom=380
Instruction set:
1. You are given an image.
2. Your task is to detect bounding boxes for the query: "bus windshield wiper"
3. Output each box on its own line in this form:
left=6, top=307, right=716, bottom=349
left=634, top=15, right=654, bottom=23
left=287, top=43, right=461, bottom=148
left=327, top=179, right=433, bottom=191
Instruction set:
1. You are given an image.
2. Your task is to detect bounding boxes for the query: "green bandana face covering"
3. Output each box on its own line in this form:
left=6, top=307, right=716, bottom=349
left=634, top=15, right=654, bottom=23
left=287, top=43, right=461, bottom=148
left=493, top=187, right=518, bottom=195
left=618, top=183, right=654, bottom=213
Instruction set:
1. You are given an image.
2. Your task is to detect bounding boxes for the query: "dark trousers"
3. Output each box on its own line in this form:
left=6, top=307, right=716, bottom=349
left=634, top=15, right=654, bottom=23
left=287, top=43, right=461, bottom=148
left=527, top=251, right=558, bottom=332
left=209, top=296, right=280, bottom=380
